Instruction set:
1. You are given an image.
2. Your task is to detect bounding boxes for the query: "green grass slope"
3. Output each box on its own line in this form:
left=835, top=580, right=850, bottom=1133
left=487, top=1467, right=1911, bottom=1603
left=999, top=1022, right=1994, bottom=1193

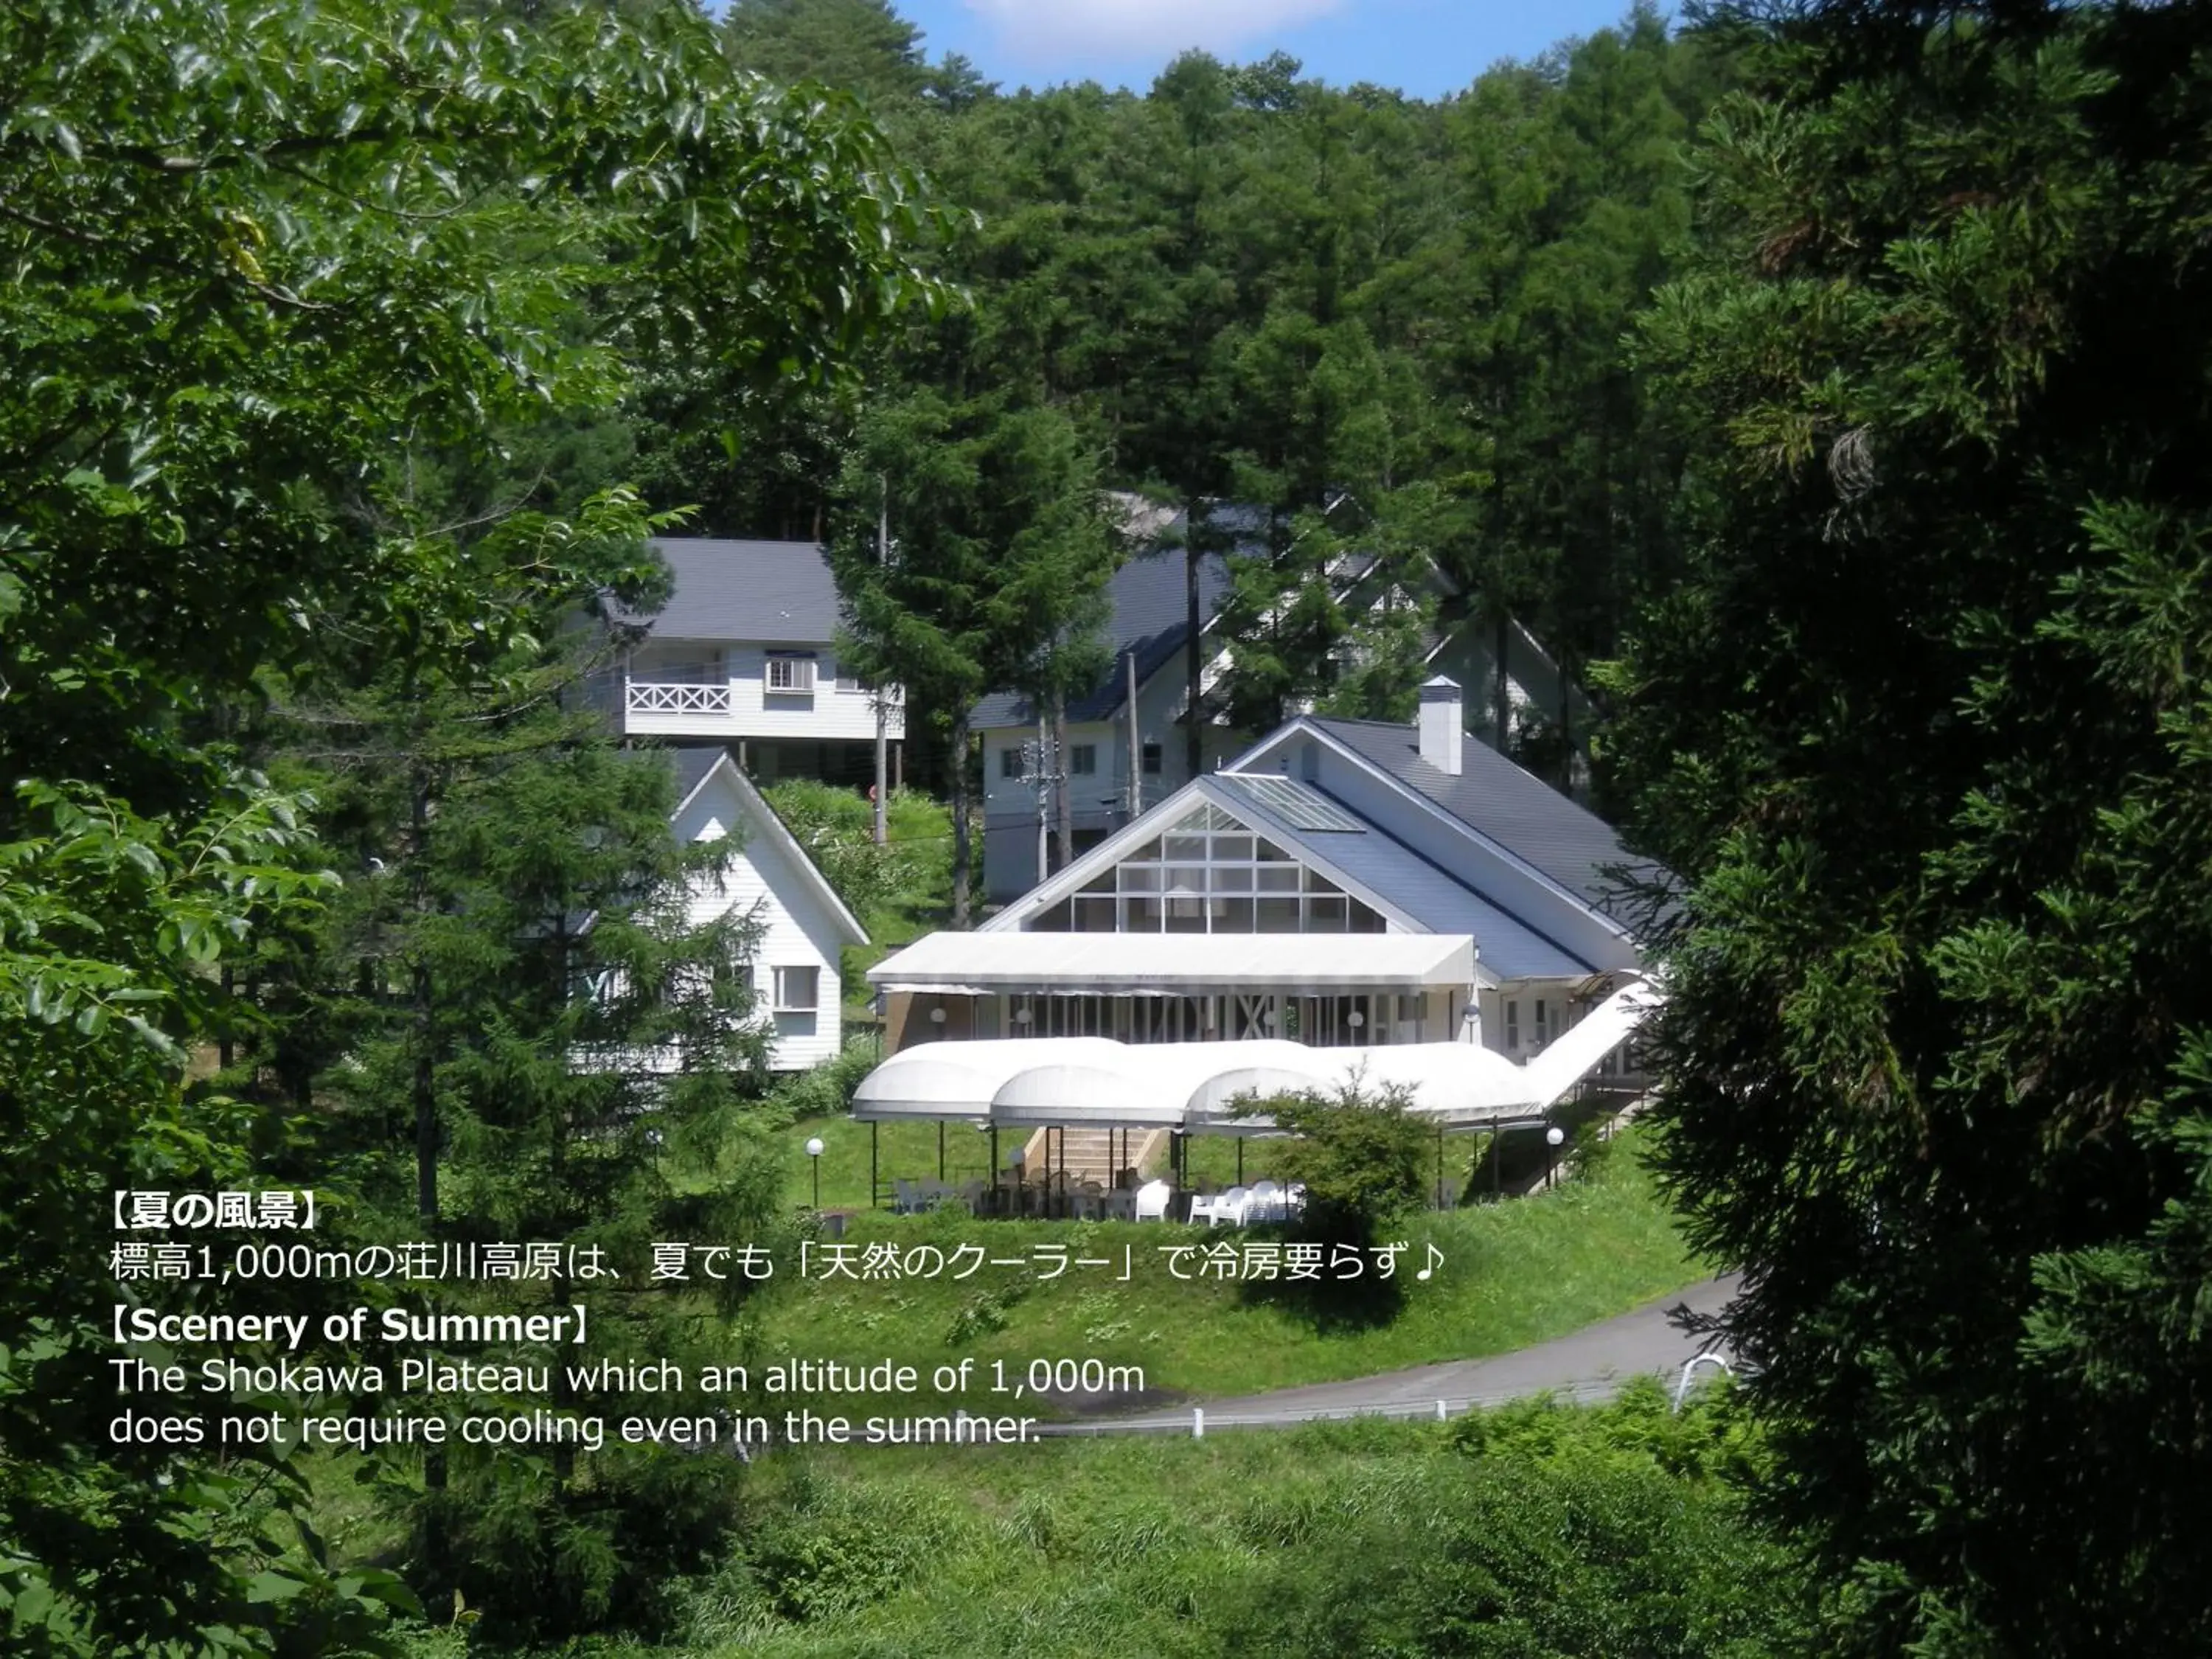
left=745, top=1131, right=1701, bottom=1409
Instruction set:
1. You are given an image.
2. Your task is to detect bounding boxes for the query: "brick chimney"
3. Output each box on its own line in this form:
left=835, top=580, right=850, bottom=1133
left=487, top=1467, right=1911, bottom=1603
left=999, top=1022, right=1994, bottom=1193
left=1418, top=675, right=1464, bottom=776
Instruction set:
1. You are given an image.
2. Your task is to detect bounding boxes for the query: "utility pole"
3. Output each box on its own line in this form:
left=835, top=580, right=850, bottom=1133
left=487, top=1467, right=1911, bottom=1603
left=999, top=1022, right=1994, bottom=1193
left=1126, top=648, right=1142, bottom=820
left=873, top=478, right=888, bottom=846
left=1034, top=713, right=1051, bottom=880
left=1185, top=507, right=1203, bottom=778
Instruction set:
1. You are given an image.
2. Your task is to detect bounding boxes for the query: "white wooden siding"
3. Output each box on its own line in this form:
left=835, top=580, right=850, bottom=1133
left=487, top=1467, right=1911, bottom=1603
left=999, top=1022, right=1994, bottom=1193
left=672, top=776, right=848, bottom=1072
left=627, top=640, right=903, bottom=744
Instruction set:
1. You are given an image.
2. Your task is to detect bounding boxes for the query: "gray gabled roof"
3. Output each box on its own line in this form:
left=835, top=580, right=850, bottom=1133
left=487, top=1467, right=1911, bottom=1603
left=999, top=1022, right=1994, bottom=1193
left=1304, top=717, right=1656, bottom=915
left=973, top=543, right=1235, bottom=729
left=638, top=538, right=841, bottom=645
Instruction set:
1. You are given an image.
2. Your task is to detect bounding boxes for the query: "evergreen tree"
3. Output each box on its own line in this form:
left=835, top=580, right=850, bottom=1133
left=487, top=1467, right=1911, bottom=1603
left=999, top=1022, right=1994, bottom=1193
left=830, top=390, right=1114, bottom=922
left=1608, top=4, right=2212, bottom=1651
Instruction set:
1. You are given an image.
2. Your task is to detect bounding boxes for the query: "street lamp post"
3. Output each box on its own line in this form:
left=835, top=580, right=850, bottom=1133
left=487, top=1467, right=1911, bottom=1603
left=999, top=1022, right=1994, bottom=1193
left=805, top=1135, right=825, bottom=1210
left=1545, top=1124, right=1565, bottom=1189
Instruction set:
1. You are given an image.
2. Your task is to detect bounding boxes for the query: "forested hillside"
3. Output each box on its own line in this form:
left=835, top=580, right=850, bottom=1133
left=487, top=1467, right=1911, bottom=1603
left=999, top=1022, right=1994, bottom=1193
left=9, top=1, right=2212, bottom=1656
left=645, top=1, right=1723, bottom=782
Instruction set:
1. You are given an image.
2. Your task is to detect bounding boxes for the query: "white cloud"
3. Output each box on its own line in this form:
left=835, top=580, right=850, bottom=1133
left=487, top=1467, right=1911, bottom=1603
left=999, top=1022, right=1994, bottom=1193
left=966, top=0, right=1346, bottom=63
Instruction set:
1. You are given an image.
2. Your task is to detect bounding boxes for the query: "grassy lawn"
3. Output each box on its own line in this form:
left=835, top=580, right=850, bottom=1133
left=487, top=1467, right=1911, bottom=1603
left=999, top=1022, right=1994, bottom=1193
left=776, top=1108, right=1571, bottom=1212
left=518, top=1383, right=1793, bottom=1659
left=744, top=1127, right=1703, bottom=1412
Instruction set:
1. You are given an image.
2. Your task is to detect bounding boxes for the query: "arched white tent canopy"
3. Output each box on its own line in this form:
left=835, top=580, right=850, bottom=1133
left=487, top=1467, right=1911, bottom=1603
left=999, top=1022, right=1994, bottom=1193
left=852, top=1036, right=1124, bottom=1124
left=848, top=978, right=1657, bottom=1134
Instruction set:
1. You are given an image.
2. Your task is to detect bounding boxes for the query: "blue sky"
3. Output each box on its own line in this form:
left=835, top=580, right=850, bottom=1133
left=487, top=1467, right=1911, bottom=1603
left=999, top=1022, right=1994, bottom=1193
left=894, top=0, right=1663, bottom=102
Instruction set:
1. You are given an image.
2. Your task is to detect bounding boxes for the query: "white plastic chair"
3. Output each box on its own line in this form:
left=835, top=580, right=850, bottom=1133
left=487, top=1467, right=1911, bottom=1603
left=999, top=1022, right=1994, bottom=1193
left=1214, top=1185, right=1251, bottom=1227
left=1248, top=1180, right=1283, bottom=1222
left=1133, top=1180, right=1172, bottom=1222
left=1186, top=1191, right=1217, bottom=1225
left=892, top=1178, right=922, bottom=1215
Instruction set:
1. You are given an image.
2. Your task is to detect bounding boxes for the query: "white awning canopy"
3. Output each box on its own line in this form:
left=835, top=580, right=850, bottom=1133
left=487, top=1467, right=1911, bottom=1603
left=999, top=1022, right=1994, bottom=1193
left=867, top=931, right=1478, bottom=995
left=845, top=982, right=1663, bottom=1141
left=850, top=977, right=1660, bottom=1133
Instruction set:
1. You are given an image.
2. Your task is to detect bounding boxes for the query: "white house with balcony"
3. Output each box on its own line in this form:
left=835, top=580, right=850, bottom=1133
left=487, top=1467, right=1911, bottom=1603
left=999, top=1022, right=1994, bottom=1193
left=618, top=538, right=902, bottom=787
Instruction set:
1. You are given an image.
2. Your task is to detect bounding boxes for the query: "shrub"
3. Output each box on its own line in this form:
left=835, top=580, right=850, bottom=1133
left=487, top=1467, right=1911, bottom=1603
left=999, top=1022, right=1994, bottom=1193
left=1238, top=1078, right=1431, bottom=1245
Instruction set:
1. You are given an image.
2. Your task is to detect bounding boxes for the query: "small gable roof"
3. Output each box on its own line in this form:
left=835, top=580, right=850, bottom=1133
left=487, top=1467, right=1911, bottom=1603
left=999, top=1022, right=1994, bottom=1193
left=667, top=749, right=868, bottom=947
left=638, top=538, right=841, bottom=644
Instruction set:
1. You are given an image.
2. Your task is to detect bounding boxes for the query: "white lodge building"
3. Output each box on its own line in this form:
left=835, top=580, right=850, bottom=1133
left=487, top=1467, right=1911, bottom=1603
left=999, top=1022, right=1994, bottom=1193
left=617, top=538, right=904, bottom=787
left=871, top=678, right=1658, bottom=1072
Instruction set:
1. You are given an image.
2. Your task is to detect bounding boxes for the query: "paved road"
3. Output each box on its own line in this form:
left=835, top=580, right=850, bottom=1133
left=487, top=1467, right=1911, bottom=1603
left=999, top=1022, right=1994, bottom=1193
left=1041, top=1275, right=1740, bottom=1437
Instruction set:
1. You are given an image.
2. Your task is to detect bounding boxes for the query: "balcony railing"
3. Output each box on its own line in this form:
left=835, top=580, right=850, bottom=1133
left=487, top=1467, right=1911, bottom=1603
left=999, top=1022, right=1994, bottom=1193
left=627, top=681, right=732, bottom=716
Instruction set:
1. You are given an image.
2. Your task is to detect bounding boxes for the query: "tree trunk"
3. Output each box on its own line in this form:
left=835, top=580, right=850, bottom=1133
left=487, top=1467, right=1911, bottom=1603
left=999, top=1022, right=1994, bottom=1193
left=1185, top=514, right=1203, bottom=777
left=1492, top=607, right=1511, bottom=755
left=1053, top=689, right=1074, bottom=874
left=410, top=769, right=438, bottom=1224
left=950, top=709, right=973, bottom=928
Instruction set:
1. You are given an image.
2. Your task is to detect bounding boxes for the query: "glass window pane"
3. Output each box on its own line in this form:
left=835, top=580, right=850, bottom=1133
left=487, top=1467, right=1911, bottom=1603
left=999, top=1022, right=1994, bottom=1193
left=1303, top=866, right=1340, bottom=894
left=1349, top=899, right=1387, bottom=932
left=1258, top=865, right=1301, bottom=892
left=1162, top=865, right=1207, bottom=897
left=1256, top=838, right=1293, bottom=861
left=1081, top=869, right=1116, bottom=894
left=1166, top=904, right=1206, bottom=933
left=1030, top=900, right=1072, bottom=931
left=1215, top=897, right=1255, bottom=932
left=1257, top=897, right=1301, bottom=931
left=1212, top=865, right=1253, bottom=892
left=1212, top=834, right=1256, bottom=862
left=1164, top=835, right=1207, bottom=862
left=1119, top=865, right=1161, bottom=893
left=1074, top=897, right=1118, bottom=932
left=1305, top=896, right=1349, bottom=932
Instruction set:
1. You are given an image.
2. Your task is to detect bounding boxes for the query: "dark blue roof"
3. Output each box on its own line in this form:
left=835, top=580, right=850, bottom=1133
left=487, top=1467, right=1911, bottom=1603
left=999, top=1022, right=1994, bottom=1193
left=1309, top=717, right=1657, bottom=917
left=1192, top=776, right=1594, bottom=981
left=973, top=532, right=1235, bottom=729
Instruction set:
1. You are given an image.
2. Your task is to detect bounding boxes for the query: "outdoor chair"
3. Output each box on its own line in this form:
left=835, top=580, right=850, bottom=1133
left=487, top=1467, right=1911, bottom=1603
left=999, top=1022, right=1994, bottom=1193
left=1248, top=1179, right=1283, bottom=1222
left=1214, top=1185, right=1251, bottom=1227
left=1185, top=1191, right=1217, bottom=1225
left=891, top=1178, right=923, bottom=1215
left=957, top=1179, right=986, bottom=1214
left=1133, top=1180, right=1172, bottom=1222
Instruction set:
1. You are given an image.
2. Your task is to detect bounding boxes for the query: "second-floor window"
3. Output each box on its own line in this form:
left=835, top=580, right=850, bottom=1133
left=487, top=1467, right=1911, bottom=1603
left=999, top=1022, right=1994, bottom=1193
left=1141, top=742, right=1163, bottom=775
left=1069, top=744, right=1097, bottom=775
left=1000, top=747, right=1023, bottom=779
left=765, top=653, right=815, bottom=693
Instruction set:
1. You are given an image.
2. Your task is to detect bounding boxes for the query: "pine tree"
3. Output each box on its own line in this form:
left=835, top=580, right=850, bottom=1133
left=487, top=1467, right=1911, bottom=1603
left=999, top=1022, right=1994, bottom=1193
left=1607, top=4, right=2212, bottom=1650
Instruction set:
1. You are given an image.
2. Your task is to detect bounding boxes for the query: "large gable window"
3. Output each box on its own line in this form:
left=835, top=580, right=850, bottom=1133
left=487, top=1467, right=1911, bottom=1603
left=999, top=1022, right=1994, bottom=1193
left=1030, top=803, right=1385, bottom=933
